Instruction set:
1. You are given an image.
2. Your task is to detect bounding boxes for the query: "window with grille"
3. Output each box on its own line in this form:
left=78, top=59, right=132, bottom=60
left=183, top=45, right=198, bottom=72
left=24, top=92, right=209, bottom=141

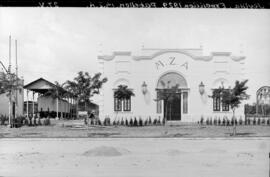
left=213, top=95, right=221, bottom=111
left=123, top=97, right=131, bottom=111
left=114, top=97, right=122, bottom=111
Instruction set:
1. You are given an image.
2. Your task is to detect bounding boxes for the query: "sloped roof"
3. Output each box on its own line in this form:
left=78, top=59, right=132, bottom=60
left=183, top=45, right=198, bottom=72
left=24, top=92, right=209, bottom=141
left=24, top=78, right=67, bottom=94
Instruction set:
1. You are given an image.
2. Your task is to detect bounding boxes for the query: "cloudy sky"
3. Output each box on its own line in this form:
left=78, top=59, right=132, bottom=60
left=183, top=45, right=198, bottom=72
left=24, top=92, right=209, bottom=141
left=0, top=8, right=269, bottom=103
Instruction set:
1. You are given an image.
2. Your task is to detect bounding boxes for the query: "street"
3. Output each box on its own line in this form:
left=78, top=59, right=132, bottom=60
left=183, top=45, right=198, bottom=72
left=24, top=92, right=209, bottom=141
left=0, top=138, right=269, bottom=177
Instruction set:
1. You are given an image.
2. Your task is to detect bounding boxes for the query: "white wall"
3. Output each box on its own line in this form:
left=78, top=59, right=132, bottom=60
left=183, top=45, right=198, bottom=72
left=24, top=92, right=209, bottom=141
left=0, top=84, right=24, bottom=116
left=99, top=49, right=246, bottom=122
left=38, top=96, right=69, bottom=113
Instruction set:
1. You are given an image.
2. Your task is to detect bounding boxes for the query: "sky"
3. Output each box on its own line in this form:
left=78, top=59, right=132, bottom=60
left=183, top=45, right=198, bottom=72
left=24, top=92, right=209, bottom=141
left=0, top=8, right=269, bottom=103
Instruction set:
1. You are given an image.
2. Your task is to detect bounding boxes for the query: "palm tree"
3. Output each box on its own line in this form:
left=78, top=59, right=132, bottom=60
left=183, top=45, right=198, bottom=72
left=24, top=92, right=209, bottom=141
left=114, top=85, right=135, bottom=100
left=44, top=81, right=66, bottom=119
left=114, top=85, right=135, bottom=119
left=65, top=71, right=107, bottom=118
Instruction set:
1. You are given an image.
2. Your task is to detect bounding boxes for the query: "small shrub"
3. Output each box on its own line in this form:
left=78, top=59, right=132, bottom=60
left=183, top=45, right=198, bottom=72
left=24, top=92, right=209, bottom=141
left=125, top=119, right=129, bottom=126
left=261, top=118, right=265, bottom=125
left=104, top=117, right=111, bottom=126
left=239, top=118, right=243, bottom=125
left=129, top=118, right=134, bottom=126
left=257, top=118, right=261, bottom=125
left=226, top=119, right=230, bottom=126
left=157, top=117, right=161, bottom=125
left=134, top=117, right=138, bottom=126
left=139, top=118, right=143, bottom=126
left=222, top=118, right=226, bottom=126
left=244, top=118, right=247, bottom=125
left=267, top=118, right=270, bottom=125
left=247, top=118, right=251, bottom=125
left=144, top=119, right=148, bottom=126
left=206, top=118, right=209, bottom=125
left=253, top=118, right=256, bottom=125
left=120, top=118, right=124, bottom=126
left=153, top=119, right=157, bottom=125
left=200, top=116, right=204, bottom=125
left=148, top=117, right=152, bottom=125
left=218, top=118, right=221, bottom=126
left=162, top=117, right=166, bottom=125
left=230, top=118, right=234, bottom=126
left=213, top=118, right=217, bottom=125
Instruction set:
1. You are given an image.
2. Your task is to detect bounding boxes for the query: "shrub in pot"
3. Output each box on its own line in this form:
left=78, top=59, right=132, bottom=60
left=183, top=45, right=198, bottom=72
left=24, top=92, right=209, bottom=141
left=120, top=118, right=124, bottom=126
left=267, top=118, right=270, bottom=125
left=247, top=118, right=251, bottom=125
left=222, top=118, right=226, bottom=126
left=253, top=118, right=256, bottom=125
left=125, top=119, right=128, bottom=126
left=226, top=119, right=230, bottom=126
left=134, top=117, right=138, bottom=126
left=213, top=118, right=217, bottom=125
left=139, top=118, right=143, bottom=126
left=239, top=118, right=243, bottom=125
left=200, top=116, right=204, bottom=125
left=129, top=118, right=134, bottom=127
left=261, top=118, right=265, bottom=125
left=144, top=119, right=148, bottom=126
left=206, top=118, right=209, bottom=125
left=218, top=118, right=221, bottom=126
left=153, top=119, right=157, bottom=125
left=258, top=118, right=261, bottom=125
left=230, top=118, right=234, bottom=126
left=148, top=117, right=152, bottom=126
left=209, top=118, right=212, bottom=125
left=162, top=117, right=166, bottom=125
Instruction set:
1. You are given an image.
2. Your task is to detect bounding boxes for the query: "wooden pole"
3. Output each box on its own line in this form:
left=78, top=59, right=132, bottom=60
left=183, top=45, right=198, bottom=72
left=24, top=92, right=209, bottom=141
left=8, top=35, right=11, bottom=127
left=15, top=40, right=18, bottom=119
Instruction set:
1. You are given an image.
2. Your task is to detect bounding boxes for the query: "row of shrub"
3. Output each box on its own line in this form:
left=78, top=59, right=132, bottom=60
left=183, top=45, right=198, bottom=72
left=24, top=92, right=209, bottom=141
left=199, top=116, right=270, bottom=126
left=0, top=115, right=51, bottom=127
left=88, top=117, right=166, bottom=127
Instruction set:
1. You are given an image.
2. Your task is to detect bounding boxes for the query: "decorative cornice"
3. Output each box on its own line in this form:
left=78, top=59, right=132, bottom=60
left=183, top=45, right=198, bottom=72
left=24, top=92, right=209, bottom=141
left=231, top=56, right=246, bottom=61
left=211, top=52, right=231, bottom=56
left=98, top=51, right=132, bottom=61
left=98, top=49, right=246, bottom=62
left=133, top=49, right=212, bottom=61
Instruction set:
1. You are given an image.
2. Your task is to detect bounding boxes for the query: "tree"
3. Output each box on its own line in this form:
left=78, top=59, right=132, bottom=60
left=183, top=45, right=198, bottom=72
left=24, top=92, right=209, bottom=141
left=212, top=80, right=249, bottom=136
left=155, top=84, right=180, bottom=122
left=0, top=72, right=20, bottom=125
left=65, top=71, right=107, bottom=117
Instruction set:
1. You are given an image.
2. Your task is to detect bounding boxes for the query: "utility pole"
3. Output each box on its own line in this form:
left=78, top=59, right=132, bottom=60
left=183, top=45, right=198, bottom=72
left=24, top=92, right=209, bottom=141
left=8, top=35, right=12, bottom=128
left=15, top=40, right=18, bottom=120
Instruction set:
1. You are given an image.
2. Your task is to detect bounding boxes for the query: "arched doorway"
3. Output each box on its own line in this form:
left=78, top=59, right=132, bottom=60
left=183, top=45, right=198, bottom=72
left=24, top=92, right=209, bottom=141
left=156, top=72, right=188, bottom=121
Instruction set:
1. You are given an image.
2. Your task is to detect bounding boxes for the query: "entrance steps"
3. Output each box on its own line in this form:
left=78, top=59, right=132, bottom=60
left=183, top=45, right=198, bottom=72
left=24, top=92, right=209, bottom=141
left=165, top=121, right=196, bottom=126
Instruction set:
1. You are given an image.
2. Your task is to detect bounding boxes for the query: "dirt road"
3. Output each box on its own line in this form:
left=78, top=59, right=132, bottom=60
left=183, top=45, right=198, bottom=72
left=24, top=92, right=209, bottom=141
left=0, top=138, right=269, bottom=177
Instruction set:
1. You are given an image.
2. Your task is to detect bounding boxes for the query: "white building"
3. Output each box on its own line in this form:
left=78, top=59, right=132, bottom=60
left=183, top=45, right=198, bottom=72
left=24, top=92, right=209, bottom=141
left=98, top=47, right=246, bottom=122
left=0, top=78, right=24, bottom=117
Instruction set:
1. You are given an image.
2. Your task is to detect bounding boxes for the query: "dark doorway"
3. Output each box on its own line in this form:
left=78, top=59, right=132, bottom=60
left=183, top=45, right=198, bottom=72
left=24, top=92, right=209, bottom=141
left=164, top=93, right=181, bottom=121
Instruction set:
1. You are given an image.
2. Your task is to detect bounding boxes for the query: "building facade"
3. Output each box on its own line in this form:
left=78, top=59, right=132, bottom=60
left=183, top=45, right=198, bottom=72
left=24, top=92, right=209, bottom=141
left=98, top=47, right=246, bottom=122
left=0, top=79, right=24, bottom=117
